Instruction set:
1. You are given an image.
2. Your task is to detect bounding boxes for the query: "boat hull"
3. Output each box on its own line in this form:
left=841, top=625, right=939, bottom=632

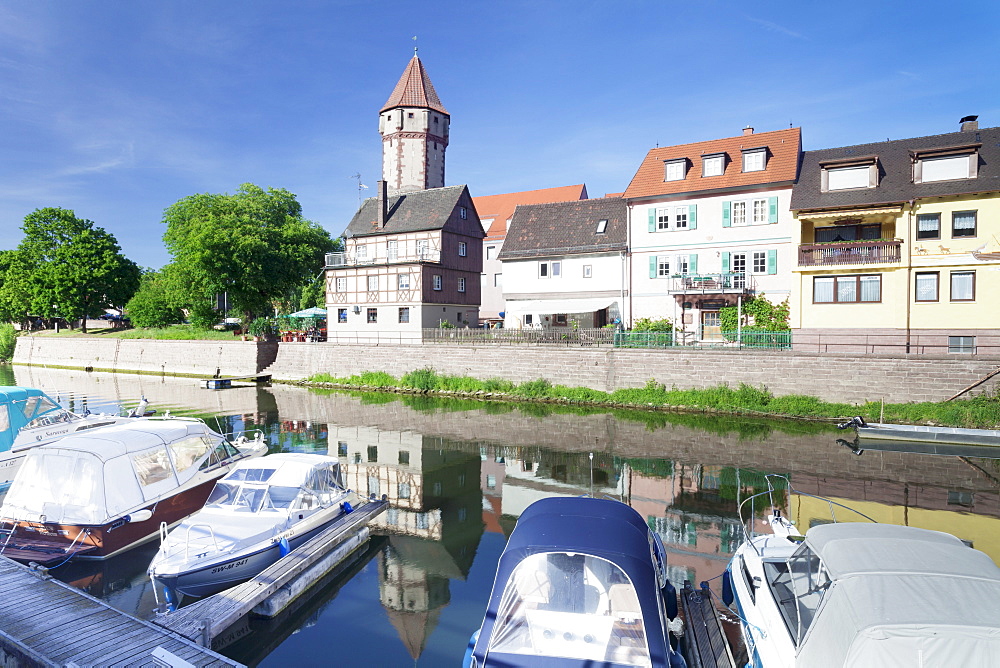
left=857, top=423, right=1000, bottom=447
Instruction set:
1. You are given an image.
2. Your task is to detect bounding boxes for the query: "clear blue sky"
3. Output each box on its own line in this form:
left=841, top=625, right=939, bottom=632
left=2, top=0, right=997, bottom=269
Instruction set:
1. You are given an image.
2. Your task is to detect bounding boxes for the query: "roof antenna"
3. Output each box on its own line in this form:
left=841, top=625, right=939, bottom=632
left=351, top=173, right=368, bottom=206
left=412, top=35, right=418, bottom=56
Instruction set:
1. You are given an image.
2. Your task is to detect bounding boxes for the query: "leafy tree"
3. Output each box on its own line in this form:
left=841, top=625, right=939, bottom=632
left=719, top=294, right=790, bottom=333
left=3, top=208, right=140, bottom=333
left=632, top=316, right=675, bottom=332
left=125, top=269, right=185, bottom=328
left=162, top=184, right=335, bottom=324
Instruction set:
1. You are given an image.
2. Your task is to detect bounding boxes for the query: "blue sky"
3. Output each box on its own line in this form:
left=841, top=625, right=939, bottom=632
left=1, top=0, right=998, bottom=269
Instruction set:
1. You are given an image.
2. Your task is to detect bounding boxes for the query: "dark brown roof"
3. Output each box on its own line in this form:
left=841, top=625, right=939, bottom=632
left=791, top=125, right=1000, bottom=211
left=343, top=185, right=484, bottom=239
left=380, top=55, right=449, bottom=115
left=623, top=128, right=801, bottom=199
left=472, top=184, right=588, bottom=241
left=498, top=198, right=627, bottom=260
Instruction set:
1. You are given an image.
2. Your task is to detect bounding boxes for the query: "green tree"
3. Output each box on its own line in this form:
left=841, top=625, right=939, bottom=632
left=3, top=208, right=140, bottom=333
left=719, top=294, right=790, bottom=334
left=162, top=184, right=334, bottom=324
left=125, top=269, right=185, bottom=328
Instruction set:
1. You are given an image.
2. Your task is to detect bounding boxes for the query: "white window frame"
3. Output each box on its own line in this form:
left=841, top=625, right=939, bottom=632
left=742, top=149, right=765, bottom=172
left=398, top=307, right=409, bottom=323
left=732, top=201, right=747, bottom=226
left=552, top=261, right=561, bottom=277
left=583, top=265, right=592, bottom=278
left=656, top=206, right=688, bottom=231
left=823, top=163, right=876, bottom=191
left=457, top=277, right=466, bottom=293
left=458, top=241, right=467, bottom=257
left=356, top=244, right=368, bottom=259
left=752, top=199, right=768, bottom=225
left=494, top=273, right=502, bottom=287
left=336, top=277, right=347, bottom=292
left=367, top=275, right=378, bottom=291
left=752, top=251, right=767, bottom=274
left=657, top=256, right=670, bottom=278
left=433, top=275, right=442, bottom=290
left=703, top=154, right=724, bottom=177
left=596, top=219, right=608, bottom=234
left=918, top=154, right=975, bottom=183
left=486, top=245, right=497, bottom=260
left=397, top=273, right=410, bottom=290
left=656, top=207, right=671, bottom=231
left=459, top=206, right=468, bottom=219
left=416, top=239, right=430, bottom=258
left=665, top=159, right=686, bottom=181
left=387, top=240, right=398, bottom=261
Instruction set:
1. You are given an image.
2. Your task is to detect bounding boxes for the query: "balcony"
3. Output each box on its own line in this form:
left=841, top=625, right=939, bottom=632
left=325, top=250, right=441, bottom=268
left=666, top=273, right=756, bottom=294
left=798, top=239, right=902, bottom=267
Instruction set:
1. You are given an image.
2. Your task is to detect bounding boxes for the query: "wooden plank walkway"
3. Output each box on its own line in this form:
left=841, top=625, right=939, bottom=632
left=199, top=374, right=271, bottom=390
left=0, top=555, right=243, bottom=667
left=157, top=498, right=387, bottom=645
left=680, top=580, right=736, bottom=668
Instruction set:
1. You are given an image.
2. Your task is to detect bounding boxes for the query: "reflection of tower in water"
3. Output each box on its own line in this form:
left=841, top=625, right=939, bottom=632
left=332, top=425, right=484, bottom=660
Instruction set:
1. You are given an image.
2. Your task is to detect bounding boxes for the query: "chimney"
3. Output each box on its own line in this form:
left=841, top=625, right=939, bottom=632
left=742, top=126, right=754, bottom=136
left=960, top=115, right=979, bottom=132
left=377, top=180, right=388, bottom=227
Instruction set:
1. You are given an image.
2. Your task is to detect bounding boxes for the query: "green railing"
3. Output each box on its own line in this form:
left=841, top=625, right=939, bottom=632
left=613, top=329, right=791, bottom=350
left=614, top=331, right=675, bottom=348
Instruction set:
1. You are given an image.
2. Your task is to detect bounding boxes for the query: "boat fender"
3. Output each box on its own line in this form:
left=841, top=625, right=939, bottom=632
left=341, top=501, right=354, bottom=514
left=278, top=536, right=291, bottom=557
left=664, top=580, right=678, bottom=620
left=668, top=648, right=688, bottom=668
left=720, top=570, right=734, bottom=607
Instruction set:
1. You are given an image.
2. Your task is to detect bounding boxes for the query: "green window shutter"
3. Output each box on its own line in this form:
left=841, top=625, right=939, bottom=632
left=768, top=196, right=778, bottom=223
left=649, top=255, right=657, bottom=278
left=688, top=204, right=698, bottom=230
left=722, top=252, right=731, bottom=273
left=648, top=208, right=656, bottom=233
left=767, top=249, right=777, bottom=275
left=722, top=201, right=731, bottom=227
left=688, top=254, right=698, bottom=274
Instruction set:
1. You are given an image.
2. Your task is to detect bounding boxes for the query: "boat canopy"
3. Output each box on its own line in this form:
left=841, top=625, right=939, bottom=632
left=1, top=419, right=228, bottom=525
left=791, top=523, right=1000, bottom=666
left=205, top=453, right=346, bottom=513
left=0, top=386, right=66, bottom=453
left=473, top=497, right=673, bottom=667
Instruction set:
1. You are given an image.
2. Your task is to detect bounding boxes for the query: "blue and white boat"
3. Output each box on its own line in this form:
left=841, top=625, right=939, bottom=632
left=727, top=483, right=1000, bottom=667
left=148, top=453, right=360, bottom=599
left=465, top=496, right=686, bottom=668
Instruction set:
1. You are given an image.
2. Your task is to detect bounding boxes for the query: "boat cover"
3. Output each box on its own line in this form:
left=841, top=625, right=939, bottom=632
left=794, top=523, right=1000, bottom=667
left=0, top=386, right=64, bottom=453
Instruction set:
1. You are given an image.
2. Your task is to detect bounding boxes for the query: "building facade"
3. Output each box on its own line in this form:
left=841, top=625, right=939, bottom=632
left=790, top=117, right=1000, bottom=354
left=623, top=127, right=801, bottom=339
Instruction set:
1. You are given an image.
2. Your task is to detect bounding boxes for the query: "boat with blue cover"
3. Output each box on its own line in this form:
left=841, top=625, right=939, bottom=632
left=464, top=496, right=686, bottom=668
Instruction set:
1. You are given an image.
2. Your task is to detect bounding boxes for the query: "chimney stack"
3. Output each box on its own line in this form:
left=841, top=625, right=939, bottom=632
left=960, top=115, right=979, bottom=132
left=743, top=126, right=754, bottom=136
left=377, top=180, right=388, bottom=227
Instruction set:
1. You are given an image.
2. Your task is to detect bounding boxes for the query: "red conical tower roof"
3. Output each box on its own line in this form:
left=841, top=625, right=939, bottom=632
left=380, top=55, right=449, bottom=115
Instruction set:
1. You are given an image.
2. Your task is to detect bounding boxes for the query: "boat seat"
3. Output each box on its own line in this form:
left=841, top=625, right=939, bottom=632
left=609, top=584, right=641, bottom=623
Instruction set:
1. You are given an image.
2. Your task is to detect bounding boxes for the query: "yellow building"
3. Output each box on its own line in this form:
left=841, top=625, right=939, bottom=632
left=790, top=117, right=1000, bottom=354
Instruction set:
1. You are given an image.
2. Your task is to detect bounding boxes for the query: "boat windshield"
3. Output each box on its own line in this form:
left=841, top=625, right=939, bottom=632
left=205, top=481, right=310, bottom=513
left=787, top=542, right=831, bottom=644
left=23, top=407, right=82, bottom=430
left=487, top=552, right=651, bottom=667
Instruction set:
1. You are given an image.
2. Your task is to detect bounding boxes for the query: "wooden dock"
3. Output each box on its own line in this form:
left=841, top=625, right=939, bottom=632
left=680, top=580, right=736, bottom=668
left=156, top=498, right=388, bottom=646
left=200, top=374, right=271, bottom=390
left=0, top=555, right=243, bottom=667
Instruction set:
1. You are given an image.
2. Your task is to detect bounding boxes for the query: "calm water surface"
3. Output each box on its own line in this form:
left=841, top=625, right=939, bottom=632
left=3, top=365, right=999, bottom=667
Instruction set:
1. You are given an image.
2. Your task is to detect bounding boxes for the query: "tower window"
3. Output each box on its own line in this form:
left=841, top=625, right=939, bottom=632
left=408, top=112, right=414, bottom=118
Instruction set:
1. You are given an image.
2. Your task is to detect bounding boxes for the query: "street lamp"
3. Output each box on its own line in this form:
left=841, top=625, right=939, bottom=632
left=52, top=304, right=59, bottom=334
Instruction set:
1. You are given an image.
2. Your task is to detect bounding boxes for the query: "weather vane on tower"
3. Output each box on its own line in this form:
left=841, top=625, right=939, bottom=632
left=412, top=35, right=418, bottom=55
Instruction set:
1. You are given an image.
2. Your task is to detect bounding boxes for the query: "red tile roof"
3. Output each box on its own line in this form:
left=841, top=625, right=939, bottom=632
left=381, top=55, right=449, bottom=115
left=473, top=184, right=588, bottom=240
left=623, top=128, right=801, bottom=199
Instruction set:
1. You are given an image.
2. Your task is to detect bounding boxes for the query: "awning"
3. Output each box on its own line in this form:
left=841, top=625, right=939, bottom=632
left=796, top=206, right=902, bottom=220
left=504, top=297, right=617, bottom=314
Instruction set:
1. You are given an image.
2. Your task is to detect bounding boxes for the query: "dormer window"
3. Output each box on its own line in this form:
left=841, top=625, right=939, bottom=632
left=911, top=145, right=979, bottom=183
left=820, top=156, right=878, bottom=191
left=596, top=219, right=608, bottom=234
left=702, top=153, right=725, bottom=177
left=742, top=148, right=766, bottom=172
left=664, top=159, right=687, bottom=182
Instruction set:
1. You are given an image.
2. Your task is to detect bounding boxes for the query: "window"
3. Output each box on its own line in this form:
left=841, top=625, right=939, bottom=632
left=813, top=275, right=881, bottom=303
left=583, top=265, right=592, bottom=278
left=742, top=149, right=765, bottom=172
left=665, top=159, right=686, bottom=181
left=949, top=336, right=976, bottom=354
left=915, top=272, right=939, bottom=302
left=433, top=275, right=442, bottom=290
left=416, top=239, right=430, bottom=258
left=732, top=201, right=747, bottom=226
left=367, top=275, right=378, bottom=291
left=398, top=451, right=409, bottom=465
left=654, top=206, right=691, bottom=231
left=458, top=277, right=466, bottom=292
left=656, top=207, right=671, bottom=231
left=552, top=261, right=561, bottom=277
left=356, top=244, right=367, bottom=259
left=554, top=314, right=568, bottom=326
left=458, top=241, right=467, bottom=256
left=917, top=154, right=976, bottom=183
left=752, top=251, right=767, bottom=274
left=916, top=213, right=940, bottom=240
left=337, top=441, right=348, bottom=456
left=397, top=273, right=410, bottom=290
left=539, top=261, right=561, bottom=278
left=367, top=446, right=378, bottom=462
left=950, top=271, right=975, bottom=301
left=826, top=165, right=871, bottom=190
left=459, top=206, right=468, bottom=219
left=387, top=240, right=398, bottom=260
left=338, top=308, right=347, bottom=323
left=724, top=198, right=774, bottom=227
left=596, top=219, right=608, bottom=234
left=367, top=307, right=378, bottom=323
left=952, top=211, right=977, bottom=238
left=398, top=307, right=409, bottom=323
left=752, top=199, right=767, bottom=224
left=494, top=273, right=502, bottom=287
left=367, top=476, right=380, bottom=497
left=524, top=314, right=533, bottom=325
left=486, top=245, right=497, bottom=260
left=336, top=277, right=346, bottom=292
left=703, top=154, right=724, bottom=177
left=657, top=256, right=670, bottom=277
left=398, top=482, right=411, bottom=499
left=486, top=474, right=496, bottom=489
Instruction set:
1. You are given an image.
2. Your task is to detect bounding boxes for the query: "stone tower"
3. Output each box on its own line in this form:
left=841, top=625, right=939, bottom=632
left=379, top=53, right=450, bottom=194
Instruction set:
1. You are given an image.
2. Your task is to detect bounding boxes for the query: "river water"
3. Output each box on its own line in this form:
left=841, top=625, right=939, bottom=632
left=2, top=365, right=999, bottom=666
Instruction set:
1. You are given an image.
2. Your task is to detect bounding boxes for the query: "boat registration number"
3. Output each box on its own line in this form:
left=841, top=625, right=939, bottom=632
left=211, top=557, right=249, bottom=574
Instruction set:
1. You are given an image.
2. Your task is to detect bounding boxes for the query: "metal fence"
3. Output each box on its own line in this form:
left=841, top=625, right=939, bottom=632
left=614, top=330, right=792, bottom=350
left=422, top=327, right=617, bottom=346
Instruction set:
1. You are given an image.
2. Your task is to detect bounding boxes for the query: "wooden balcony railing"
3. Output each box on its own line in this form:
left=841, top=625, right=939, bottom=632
left=798, top=239, right=902, bottom=266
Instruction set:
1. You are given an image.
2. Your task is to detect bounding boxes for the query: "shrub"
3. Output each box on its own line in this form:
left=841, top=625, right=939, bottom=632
left=0, top=323, right=18, bottom=361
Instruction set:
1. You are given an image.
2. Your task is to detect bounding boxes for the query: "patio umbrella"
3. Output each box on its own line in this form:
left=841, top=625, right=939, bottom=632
left=287, top=307, right=328, bottom=318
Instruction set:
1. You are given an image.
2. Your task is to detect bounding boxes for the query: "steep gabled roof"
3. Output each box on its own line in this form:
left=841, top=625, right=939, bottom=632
left=498, top=197, right=627, bottom=260
left=623, top=127, right=801, bottom=199
left=791, top=125, right=1000, bottom=211
left=343, top=185, right=483, bottom=239
left=380, top=55, right=449, bottom=115
left=473, top=184, right=588, bottom=241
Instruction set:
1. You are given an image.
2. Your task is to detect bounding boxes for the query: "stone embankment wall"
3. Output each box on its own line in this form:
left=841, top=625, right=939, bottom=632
left=263, top=343, right=1000, bottom=405
left=14, top=337, right=1000, bottom=405
left=13, top=336, right=277, bottom=377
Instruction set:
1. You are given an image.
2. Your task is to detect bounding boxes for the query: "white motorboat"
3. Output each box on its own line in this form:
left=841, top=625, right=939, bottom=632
left=148, top=453, right=361, bottom=600
left=0, top=418, right=266, bottom=565
left=0, top=385, right=154, bottom=490
left=726, top=480, right=1000, bottom=667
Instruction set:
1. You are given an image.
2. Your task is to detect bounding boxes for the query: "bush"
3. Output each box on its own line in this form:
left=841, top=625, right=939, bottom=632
left=0, top=323, right=18, bottom=361
left=401, top=368, right=439, bottom=391
left=125, top=276, right=184, bottom=329
left=247, top=317, right=277, bottom=339
left=632, top=317, right=674, bottom=332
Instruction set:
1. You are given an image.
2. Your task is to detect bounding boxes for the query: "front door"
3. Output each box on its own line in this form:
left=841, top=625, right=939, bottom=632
left=701, top=311, right=722, bottom=341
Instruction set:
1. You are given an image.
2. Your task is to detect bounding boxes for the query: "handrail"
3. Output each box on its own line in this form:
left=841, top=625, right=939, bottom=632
left=183, top=523, right=221, bottom=560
